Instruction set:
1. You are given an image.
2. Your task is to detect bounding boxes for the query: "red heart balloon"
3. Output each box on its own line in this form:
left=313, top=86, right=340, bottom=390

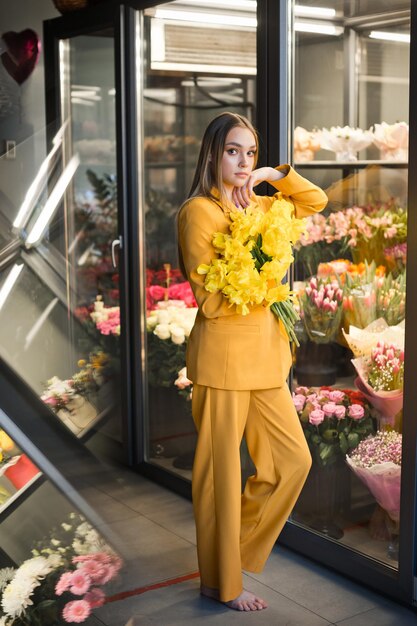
left=1, top=29, right=40, bottom=85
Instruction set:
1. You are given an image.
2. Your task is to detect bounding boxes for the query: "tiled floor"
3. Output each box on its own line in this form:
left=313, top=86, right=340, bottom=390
left=89, top=467, right=416, bottom=626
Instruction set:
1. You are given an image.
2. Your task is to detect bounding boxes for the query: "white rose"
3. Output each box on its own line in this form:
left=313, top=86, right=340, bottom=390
left=154, top=324, right=171, bottom=340
left=171, top=327, right=185, bottom=345
left=156, top=310, right=170, bottom=324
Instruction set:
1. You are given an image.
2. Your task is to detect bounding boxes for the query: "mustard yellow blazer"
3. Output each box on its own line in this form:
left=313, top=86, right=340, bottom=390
left=177, top=165, right=328, bottom=390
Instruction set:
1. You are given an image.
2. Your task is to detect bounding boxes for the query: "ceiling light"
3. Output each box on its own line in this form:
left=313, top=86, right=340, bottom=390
left=294, top=5, right=336, bottom=18
left=295, top=21, right=343, bottom=36
left=154, top=8, right=256, bottom=28
left=0, top=264, right=24, bottom=312
left=369, top=30, right=410, bottom=43
left=13, top=121, right=68, bottom=230
left=25, top=155, right=80, bottom=247
left=173, top=0, right=256, bottom=9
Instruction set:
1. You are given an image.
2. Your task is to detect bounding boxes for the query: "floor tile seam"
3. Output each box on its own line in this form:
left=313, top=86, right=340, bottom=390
left=112, top=503, right=197, bottom=548
left=243, top=572, right=356, bottom=624
left=333, top=606, right=380, bottom=624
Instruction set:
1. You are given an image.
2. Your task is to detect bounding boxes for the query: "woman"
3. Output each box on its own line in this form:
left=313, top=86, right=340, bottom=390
left=177, top=112, right=327, bottom=611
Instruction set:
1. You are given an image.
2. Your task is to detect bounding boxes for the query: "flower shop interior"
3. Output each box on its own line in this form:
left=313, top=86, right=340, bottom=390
left=1, top=0, right=417, bottom=623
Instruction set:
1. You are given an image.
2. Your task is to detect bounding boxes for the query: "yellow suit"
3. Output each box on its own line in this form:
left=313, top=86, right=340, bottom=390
left=177, top=165, right=327, bottom=602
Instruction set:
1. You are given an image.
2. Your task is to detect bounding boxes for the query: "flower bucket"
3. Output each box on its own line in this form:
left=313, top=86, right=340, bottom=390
left=4, top=454, right=40, bottom=489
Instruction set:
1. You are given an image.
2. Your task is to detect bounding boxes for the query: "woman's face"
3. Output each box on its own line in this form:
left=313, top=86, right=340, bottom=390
left=220, top=126, right=257, bottom=195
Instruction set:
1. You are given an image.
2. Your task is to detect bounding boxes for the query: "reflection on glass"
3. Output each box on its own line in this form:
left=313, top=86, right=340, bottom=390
left=0, top=33, right=122, bottom=456
left=143, top=1, right=257, bottom=476
left=291, top=0, right=408, bottom=567
left=0, top=424, right=40, bottom=512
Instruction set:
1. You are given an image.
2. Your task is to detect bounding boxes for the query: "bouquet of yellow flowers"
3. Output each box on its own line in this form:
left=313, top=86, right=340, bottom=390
left=197, top=198, right=306, bottom=344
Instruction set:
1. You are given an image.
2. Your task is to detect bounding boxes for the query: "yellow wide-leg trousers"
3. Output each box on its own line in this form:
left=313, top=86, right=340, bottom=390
left=191, top=383, right=312, bottom=602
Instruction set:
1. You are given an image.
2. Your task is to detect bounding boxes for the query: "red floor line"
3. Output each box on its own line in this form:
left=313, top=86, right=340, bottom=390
left=105, top=571, right=200, bottom=604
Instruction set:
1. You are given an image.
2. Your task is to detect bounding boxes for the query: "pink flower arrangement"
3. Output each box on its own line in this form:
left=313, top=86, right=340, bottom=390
left=293, top=386, right=375, bottom=467
left=352, top=341, right=404, bottom=427
left=90, top=296, right=120, bottom=336
left=367, top=342, right=404, bottom=392
left=347, top=430, right=402, bottom=522
left=55, top=551, right=121, bottom=621
left=0, top=513, right=123, bottom=625
left=147, top=281, right=197, bottom=310
left=299, top=276, right=344, bottom=343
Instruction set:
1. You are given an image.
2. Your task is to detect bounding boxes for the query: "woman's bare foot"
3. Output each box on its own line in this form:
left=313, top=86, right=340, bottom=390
left=201, top=585, right=267, bottom=611
left=225, top=590, right=268, bottom=611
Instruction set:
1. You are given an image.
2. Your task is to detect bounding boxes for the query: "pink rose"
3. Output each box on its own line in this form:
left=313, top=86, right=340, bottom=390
left=295, top=386, right=309, bottom=395
left=348, top=404, right=365, bottom=420
left=292, top=393, right=306, bottom=412
left=334, top=405, right=346, bottom=420
left=328, top=390, right=345, bottom=403
left=309, top=409, right=325, bottom=426
left=322, top=402, right=337, bottom=417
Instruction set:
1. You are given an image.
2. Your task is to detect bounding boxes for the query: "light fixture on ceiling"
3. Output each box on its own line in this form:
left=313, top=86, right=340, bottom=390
left=369, top=30, right=410, bottom=43
left=0, top=263, right=24, bottom=312
left=13, top=121, right=68, bottom=230
left=295, top=21, right=343, bottom=36
left=294, top=5, right=336, bottom=19
left=153, top=8, right=257, bottom=28
left=25, top=155, right=80, bottom=248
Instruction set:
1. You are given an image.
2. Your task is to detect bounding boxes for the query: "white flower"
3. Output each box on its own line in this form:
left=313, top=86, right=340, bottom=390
left=1, top=575, right=38, bottom=618
left=154, top=323, right=171, bottom=340
left=156, top=309, right=170, bottom=324
left=61, top=523, right=72, bottom=531
left=17, top=556, right=56, bottom=580
left=171, top=327, right=185, bottom=345
left=0, top=568, right=15, bottom=592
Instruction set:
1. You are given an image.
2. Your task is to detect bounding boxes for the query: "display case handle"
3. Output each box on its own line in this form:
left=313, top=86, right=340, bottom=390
left=111, top=236, right=122, bottom=268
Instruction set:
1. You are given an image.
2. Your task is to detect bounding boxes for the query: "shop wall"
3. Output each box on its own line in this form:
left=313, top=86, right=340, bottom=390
left=0, top=0, right=59, bottom=222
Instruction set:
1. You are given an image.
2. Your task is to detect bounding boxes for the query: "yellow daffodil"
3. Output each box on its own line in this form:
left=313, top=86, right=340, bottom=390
left=196, top=198, right=306, bottom=343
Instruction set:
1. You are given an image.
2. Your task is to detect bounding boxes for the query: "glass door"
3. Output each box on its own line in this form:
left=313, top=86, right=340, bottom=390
left=288, top=0, right=410, bottom=585
left=3, top=24, right=124, bottom=462
left=140, top=0, right=257, bottom=480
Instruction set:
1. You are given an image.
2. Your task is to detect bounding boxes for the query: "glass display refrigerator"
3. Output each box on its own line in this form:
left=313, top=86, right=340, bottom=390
left=0, top=0, right=416, bottom=612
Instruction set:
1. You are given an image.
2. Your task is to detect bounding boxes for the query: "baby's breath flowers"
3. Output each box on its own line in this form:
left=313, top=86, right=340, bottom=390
left=197, top=198, right=306, bottom=345
left=346, top=430, right=402, bottom=523
left=349, top=430, right=402, bottom=469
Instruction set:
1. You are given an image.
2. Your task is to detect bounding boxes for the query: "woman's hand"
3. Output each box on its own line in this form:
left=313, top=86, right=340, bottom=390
left=232, top=166, right=286, bottom=208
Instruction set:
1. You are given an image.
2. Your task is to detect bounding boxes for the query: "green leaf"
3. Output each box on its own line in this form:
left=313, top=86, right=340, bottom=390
left=322, top=429, right=338, bottom=442
left=339, top=432, right=348, bottom=454
left=347, top=433, right=359, bottom=449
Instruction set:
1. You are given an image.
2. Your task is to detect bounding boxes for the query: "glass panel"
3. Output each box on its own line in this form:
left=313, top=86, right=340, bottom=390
left=291, top=1, right=408, bottom=568
left=142, top=0, right=257, bottom=477
left=0, top=32, right=122, bottom=454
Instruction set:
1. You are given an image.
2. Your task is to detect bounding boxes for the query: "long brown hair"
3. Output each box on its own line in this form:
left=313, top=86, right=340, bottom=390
left=188, top=112, right=259, bottom=205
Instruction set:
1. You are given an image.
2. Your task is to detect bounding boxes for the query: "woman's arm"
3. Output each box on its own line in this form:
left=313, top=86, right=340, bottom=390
left=234, top=164, right=328, bottom=217
left=178, top=198, right=237, bottom=319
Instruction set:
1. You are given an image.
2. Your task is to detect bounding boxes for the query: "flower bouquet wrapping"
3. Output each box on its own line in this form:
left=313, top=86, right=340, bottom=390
left=293, top=386, right=376, bottom=468
left=342, top=318, right=405, bottom=358
left=372, top=122, right=408, bottom=161
left=293, top=126, right=321, bottom=162
left=319, top=125, right=373, bottom=162
left=197, top=199, right=306, bottom=345
left=298, top=276, right=344, bottom=343
left=0, top=512, right=122, bottom=625
left=346, top=430, right=402, bottom=523
left=352, top=340, right=404, bottom=427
